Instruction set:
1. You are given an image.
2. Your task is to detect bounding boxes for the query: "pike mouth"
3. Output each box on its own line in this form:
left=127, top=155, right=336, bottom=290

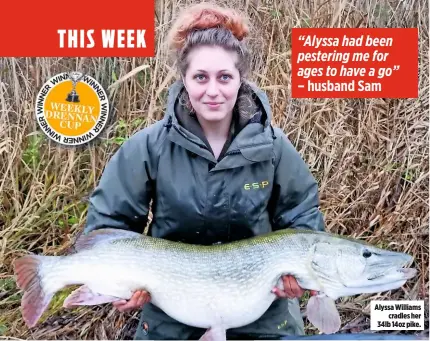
left=367, top=252, right=416, bottom=281
left=397, top=268, right=417, bottom=279
left=368, top=267, right=417, bottom=281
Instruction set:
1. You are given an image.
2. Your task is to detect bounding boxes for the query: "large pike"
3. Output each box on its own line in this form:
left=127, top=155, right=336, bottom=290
left=14, top=228, right=416, bottom=339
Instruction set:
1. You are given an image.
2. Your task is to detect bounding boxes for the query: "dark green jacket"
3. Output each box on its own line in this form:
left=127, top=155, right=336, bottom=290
left=85, top=79, right=324, bottom=241
left=84, top=79, right=325, bottom=338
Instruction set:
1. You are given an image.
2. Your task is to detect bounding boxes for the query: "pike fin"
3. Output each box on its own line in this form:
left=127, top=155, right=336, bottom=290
left=199, top=326, right=226, bottom=341
left=14, top=255, right=55, bottom=328
left=63, top=285, right=122, bottom=307
left=306, top=294, right=341, bottom=334
left=74, top=228, right=143, bottom=251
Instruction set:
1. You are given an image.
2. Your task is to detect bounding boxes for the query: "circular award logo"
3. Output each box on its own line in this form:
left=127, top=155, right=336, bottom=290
left=35, top=72, right=109, bottom=146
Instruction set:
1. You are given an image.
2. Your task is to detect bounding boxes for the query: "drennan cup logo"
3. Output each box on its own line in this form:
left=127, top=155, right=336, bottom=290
left=35, top=72, right=109, bottom=146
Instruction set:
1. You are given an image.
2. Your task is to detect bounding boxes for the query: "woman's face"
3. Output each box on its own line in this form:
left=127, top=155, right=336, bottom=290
left=183, top=45, right=241, bottom=125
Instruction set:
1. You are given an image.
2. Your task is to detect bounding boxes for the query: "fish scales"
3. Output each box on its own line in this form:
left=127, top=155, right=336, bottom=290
left=45, top=231, right=311, bottom=329
left=13, top=228, right=416, bottom=339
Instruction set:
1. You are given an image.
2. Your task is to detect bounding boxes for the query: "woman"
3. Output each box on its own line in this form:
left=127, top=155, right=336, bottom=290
left=84, top=3, right=325, bottom=340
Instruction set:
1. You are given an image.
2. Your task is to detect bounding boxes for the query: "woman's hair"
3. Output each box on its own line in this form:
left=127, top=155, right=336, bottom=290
left=167, top=2, right=251, bottom=80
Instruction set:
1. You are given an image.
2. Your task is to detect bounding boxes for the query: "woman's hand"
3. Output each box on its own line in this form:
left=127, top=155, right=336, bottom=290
left=272, top=275, right=317, bottom=299
left=113, top=290, right=151, bottom=313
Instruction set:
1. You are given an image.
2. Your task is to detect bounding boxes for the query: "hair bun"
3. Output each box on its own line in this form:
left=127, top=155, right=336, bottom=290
left=168, top=3, right=249, bottom=51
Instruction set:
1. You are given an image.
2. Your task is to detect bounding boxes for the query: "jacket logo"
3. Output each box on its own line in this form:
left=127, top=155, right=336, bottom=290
left=244, top=181, right=269, bottom=190
left=277, top=319, right=288, bottom=329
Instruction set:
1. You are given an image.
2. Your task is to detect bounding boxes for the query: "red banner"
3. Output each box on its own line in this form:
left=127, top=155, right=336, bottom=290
left=291, top=28, right=418, bottom=98
left=0, top=0, right=155, bottom=57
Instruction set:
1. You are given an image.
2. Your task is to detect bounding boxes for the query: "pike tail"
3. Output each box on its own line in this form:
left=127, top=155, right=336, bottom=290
left=14, top=255, right=60, bottom=328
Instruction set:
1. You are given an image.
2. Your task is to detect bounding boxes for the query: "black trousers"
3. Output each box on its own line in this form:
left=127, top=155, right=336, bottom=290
left=134, top=298, right=305, bottom=340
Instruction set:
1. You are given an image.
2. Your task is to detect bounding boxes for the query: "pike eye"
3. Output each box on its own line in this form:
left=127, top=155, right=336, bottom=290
left=363, top=250, right=372, bottom=258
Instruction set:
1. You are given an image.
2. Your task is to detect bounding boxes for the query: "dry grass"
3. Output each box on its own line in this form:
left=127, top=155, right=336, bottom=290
left=0, top=0, right=428, bottom=339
